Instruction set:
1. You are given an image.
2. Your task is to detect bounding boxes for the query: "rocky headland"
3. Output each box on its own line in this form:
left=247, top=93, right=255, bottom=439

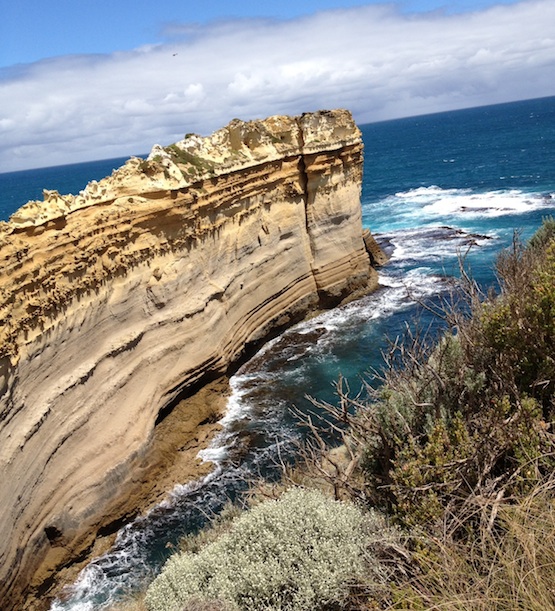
left=0, top=109, right=383, bottom=610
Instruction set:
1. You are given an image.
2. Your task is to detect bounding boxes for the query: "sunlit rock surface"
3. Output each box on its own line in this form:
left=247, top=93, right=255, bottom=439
left=0, top=109, right=381, bottom=609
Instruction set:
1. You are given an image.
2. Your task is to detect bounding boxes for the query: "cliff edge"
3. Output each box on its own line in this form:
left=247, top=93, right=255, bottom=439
left=0, top=109, right=381, bottom=609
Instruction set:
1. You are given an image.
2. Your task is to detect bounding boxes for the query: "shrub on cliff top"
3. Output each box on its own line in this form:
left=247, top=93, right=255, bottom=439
left=392, top=476, right=555, bottom=610
left=359, top=222, right=555, bottom=528
left=304, top=219, right=555, bottom=531
left=145, top=487, right=374, bottom=611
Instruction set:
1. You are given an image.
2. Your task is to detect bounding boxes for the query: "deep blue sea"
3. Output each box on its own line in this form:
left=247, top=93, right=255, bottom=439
left=2, top=96, right=555, bottom=610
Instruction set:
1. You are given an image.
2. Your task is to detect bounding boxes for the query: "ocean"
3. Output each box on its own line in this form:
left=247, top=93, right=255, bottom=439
left=2, top=95, right=555, bottom=610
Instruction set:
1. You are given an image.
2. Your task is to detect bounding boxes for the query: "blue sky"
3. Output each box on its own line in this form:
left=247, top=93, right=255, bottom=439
left=1, top=0, right=554, bottom=171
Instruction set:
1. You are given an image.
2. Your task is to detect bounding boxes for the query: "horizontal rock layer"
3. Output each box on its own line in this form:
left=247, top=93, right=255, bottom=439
left=0, top=109, right=379, bottom=609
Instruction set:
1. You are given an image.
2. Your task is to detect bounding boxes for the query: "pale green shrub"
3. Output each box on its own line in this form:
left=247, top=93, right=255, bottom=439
left=145, top=487, right=368, bottom=611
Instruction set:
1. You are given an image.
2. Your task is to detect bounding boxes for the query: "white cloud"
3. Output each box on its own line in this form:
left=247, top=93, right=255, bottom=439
left=1, top=0, right=554, bottom=171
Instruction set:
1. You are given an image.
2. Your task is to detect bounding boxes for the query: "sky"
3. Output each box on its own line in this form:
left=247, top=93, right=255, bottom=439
left=1, top=0, right=554, bottom=172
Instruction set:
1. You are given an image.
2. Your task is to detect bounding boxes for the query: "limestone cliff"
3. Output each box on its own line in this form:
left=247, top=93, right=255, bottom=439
left=0, top=109, right=380, bottom=609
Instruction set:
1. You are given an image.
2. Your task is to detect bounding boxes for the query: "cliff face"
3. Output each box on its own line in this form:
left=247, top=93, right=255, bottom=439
left=0, top=109, right=378, bottom=608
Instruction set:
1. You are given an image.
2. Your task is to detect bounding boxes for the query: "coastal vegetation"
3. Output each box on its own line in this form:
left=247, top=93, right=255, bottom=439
left=164, top=144, right=217, bottom=177
left=116, top=218, right=555, bottom=611
left=145, top=488, right=386, bottom=611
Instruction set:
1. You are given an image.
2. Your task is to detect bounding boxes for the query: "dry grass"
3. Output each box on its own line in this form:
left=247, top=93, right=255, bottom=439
left=392, top=477, right=555, bottom=610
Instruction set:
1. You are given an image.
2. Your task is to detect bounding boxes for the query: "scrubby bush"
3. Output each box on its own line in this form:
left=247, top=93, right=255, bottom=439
left=145, top=488, right=372, bottom=611
left=164, top=144, right=216, bottom=176
left=306, top=220, right=555, bottom=531
left=528, top=215, right=555, bottom=252
left=478, top=238, right=555, bottom=403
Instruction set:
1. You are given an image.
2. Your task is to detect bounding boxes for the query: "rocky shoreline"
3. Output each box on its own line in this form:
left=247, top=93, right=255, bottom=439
left=39, top=376, right=230, bottom=610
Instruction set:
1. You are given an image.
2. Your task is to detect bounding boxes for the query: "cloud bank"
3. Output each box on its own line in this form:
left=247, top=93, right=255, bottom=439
left=1, top=0, right=554, bottom=172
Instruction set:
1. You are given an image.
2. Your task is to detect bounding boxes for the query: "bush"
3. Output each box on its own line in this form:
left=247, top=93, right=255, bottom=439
left=305, top=220, right=555, bottom=530
left=145, top=488, right=370, bottom=611
left=528, top=215, right=555, bottom=252
left=479, top=239, right=555, bottom=402
left=164, top=144, right=216, bottom=177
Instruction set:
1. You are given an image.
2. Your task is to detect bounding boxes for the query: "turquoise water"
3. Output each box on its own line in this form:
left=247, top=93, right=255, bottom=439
left=2, top=97, right=555, bottom=610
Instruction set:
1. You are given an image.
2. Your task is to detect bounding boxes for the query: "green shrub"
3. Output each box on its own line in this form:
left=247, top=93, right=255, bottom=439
left=145, top=488, right=369, bottom=611
left=164, top=144, right=216, bottom=177
left=309, top=219, right=555, bottom=530
left=528, top=215, right=555, bottom=252
left=479, top=238, right=555, bottom=404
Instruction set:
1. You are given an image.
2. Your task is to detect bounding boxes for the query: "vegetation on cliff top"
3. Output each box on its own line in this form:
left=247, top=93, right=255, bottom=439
left=121, top=218, right=555, bottom=611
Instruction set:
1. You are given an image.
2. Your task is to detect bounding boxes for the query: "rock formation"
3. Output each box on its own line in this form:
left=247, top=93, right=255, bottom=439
left=0, top=109, right=381, bottom=609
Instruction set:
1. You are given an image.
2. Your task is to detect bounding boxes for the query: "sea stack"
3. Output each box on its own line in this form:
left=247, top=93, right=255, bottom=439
left=0, top=109, right=382, bottom=609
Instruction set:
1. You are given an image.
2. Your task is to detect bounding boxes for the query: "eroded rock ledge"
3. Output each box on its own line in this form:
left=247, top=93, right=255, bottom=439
left=0, top=109, right=381, bottom=610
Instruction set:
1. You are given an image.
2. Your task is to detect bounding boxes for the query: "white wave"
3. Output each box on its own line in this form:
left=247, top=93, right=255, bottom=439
left=198, top=445, right=229, bottom=464
left=197, top=369, right=273, bottom=466
left=377, top=186, right=553, bottom=224
left=164, top=469, right=222, bottom=505
left=420, top=189, right=545, bottom=218
left=292, top=273, right=433, bottom=335
left=51, top=597, right=94, bottom=611
left=395, top=185, right=466, bottom=200
left=376, top=225, right=494, bottom=266
left=218, top=374, right=258, bottom=427
left=50, top=557, right=135, bottom=611
left=365, top=187, right=555, bottom=238
left=235, top=268, right=447, bottom=364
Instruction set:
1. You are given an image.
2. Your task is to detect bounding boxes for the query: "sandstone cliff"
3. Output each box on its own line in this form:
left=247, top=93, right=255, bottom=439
left=0, top=109, right=380, bottom=609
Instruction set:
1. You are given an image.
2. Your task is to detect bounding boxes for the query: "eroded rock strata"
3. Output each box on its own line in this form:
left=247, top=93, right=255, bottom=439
left=0, top=109, right=381, bottom=609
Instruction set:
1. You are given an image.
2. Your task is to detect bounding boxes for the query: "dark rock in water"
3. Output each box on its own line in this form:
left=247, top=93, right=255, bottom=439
left=434, top=226, right=491, bottom=241
left=363, top=228, right=389, bottom=266
left=375, top=234, right=395, bottom=257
